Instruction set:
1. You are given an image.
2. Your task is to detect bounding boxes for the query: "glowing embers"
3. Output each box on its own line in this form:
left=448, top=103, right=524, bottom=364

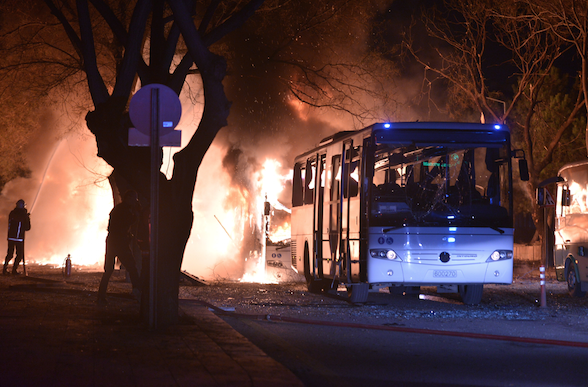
left=240, top=250, right=276, bottom=284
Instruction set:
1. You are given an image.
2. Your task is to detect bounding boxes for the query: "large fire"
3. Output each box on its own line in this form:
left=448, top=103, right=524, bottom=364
left=0, top=134, right=113, bottom=269
left=0, top=89, right=293, bottom=282
left=240, top=159, right=292, bottom=283
left=1, top=119, right=294, bottom=283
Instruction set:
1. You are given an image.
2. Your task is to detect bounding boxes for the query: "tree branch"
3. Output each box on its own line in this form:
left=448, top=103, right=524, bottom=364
left=76, top=0, right=109, bottom=104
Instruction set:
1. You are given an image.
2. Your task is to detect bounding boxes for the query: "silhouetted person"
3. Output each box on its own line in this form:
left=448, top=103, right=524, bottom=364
left=97, top=190, right=141, bottom=305
left=4, top=199, right=31, bottom=275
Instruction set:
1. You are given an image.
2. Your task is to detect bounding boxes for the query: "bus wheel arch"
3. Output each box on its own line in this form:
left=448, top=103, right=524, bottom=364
left=565, top=257, right=586, bottom=298
left=458, top=284, right=483, bottom=305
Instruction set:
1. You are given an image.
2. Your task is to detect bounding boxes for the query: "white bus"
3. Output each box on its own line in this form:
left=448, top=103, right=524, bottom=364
left=291, top=122, right=529, bottom=304
left=554, top=160, right=588, bottom=297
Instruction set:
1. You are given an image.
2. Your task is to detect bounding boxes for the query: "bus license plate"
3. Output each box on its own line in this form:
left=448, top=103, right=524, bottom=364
left=433, top=270, right=457, bottom=278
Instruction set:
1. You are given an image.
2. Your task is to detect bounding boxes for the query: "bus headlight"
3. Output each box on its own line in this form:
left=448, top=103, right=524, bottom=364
left=370, top=249, right=401, bottom=261
left=486, top=250, right=513, bottom=262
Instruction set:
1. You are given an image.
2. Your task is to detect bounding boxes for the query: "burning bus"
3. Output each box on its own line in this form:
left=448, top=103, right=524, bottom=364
left=290, top=122, right=529, bottom=304
left=554, top=160, right=588, bottom=297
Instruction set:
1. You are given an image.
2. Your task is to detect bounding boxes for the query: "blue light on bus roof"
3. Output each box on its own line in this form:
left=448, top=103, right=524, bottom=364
left=494, top=124, right=501, bottom=130
left=384, top=123, right=391, bottom=129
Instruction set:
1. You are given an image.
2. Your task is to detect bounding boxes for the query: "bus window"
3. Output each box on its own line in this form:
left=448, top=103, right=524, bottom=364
left=567, top=181, right=588, bottom=215
left=371, top=145, right=511, bottom=227
left=304, top=159, right=315, bottom=205
left=292, top=163, right=304, bottom=207
left=556, top=184, right=565, bottom=218
left=344, top=160, right=359, bottom=198
left=373, top=166, right=387, bottom=187
left=344, top=146, right=361, bottom=198
left=331, top=155, right=341, bottom=201
left=319, top=156, right=326, bottom=193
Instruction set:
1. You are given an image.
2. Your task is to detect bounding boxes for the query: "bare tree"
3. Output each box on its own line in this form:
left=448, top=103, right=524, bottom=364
left=266, top=1, right=395, bottom=124
left=39, top=0, right=264, bottom=327
left=536, top=0, right=588, bottom=154
left=223, top=0, right=398, bottom=132
left=0, top=3, right=55, bottom=191
left=0, top=0, right=395, bottom=326
left=403, top=0, right=585, bottom=236
left=0, top=88, right=39, bottom=190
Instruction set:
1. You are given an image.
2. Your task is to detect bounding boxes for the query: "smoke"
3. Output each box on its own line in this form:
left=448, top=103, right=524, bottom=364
left=1, top=1, right=432, bottom=281
left=180, top=142, right=249, bottom=280
left=179, top=0, right=412, bottom=280
left=0, top=109, right=113, bottom=267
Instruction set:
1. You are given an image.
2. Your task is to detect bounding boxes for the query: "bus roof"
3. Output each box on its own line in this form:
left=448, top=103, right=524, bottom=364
left=374, top=122, right=507, bottom=131
left=558, top=159, right=588, bottom=176
left=295, top=122, right=510, bottom=162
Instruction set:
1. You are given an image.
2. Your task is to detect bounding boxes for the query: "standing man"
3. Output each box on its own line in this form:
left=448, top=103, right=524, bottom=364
left=4, top=199, right=31, bottom=275
left=97, top=190, right=142, bottom=305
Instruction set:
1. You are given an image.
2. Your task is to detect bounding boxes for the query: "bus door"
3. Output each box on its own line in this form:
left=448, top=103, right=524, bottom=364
left=326, top=154, right=341, bottom=278
left=340, top=141, right=361, bottom=282
left=311, top=154, right=326, bottom=280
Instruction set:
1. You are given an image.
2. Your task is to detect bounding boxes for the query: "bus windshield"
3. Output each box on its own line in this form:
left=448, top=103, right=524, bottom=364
left=370, top=144, right=511, bottom=228
left=558, top=164, right=588, bottom=216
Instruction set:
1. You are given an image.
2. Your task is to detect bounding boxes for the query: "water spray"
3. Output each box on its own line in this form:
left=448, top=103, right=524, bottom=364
left=29, top=139, right=63, bottom=214
left=18, top=139, right=62, bottom=276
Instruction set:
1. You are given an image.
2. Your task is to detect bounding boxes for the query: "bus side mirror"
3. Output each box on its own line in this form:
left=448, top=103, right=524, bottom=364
left=512, top=149, right=529, bottom=181
left=562, top=187, right=571, bottom=207
left=518, top=159, right=529, bottom=181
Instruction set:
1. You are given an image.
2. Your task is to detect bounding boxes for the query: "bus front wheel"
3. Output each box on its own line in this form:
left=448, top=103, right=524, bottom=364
left=346, top=283, right=369, bottom=303
left=458, top=284, right=483, bottom=305
left=566, top=265, right=586, bottom=298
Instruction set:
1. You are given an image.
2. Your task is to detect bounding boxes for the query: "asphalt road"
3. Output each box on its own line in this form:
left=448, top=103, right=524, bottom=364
left=220, top=310, right=588, bottom=387
left=205, top=279, right=588, bottom=387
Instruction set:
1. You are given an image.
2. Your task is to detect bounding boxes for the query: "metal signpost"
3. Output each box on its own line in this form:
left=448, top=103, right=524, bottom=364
left=129, top=84, right=182, bottom=329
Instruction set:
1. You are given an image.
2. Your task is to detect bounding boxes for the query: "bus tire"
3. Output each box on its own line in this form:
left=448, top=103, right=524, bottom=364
left=347, top=283, right=369, bottom=303
left=566, top=264, right=586, bottom=298
left=458, top=284, right=483, bottom=305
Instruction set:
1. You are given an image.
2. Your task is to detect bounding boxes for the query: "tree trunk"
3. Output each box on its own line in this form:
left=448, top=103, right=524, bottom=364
left=142, top=182, right=194, bottom=327
left=140, top=55, right=230, bottom=327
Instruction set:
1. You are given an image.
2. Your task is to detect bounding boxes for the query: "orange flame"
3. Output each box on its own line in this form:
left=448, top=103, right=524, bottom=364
left=239, top=158, right=292, bottom=283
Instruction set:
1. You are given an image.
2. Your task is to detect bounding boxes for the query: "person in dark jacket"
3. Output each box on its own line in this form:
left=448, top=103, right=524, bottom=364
left=97, top=190, right=142, bottom=304
left=4, top=199, right=31, bottom=275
